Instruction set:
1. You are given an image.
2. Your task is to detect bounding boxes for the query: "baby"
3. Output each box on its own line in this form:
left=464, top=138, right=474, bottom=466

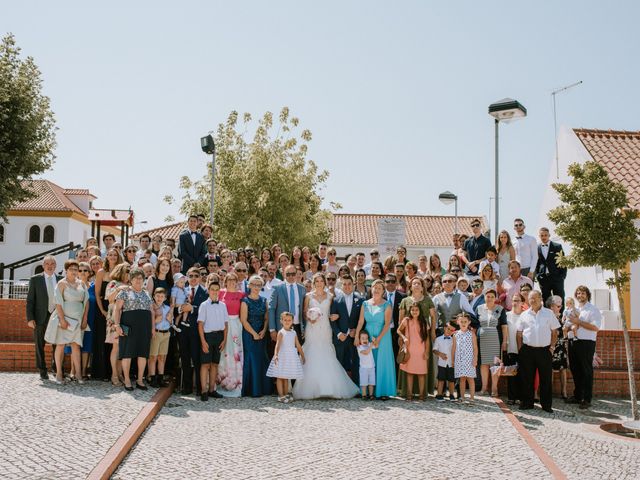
left=172, top=273, right=189, bottom=329
left=562, top=297, right=578, bottom=337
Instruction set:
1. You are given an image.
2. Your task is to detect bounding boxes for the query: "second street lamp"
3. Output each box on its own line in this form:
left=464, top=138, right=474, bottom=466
left=438, top=191, right=458, bottom=234
left=200, top=134, right=216, bottom=226
left=488, top=98, right=527, bottom=238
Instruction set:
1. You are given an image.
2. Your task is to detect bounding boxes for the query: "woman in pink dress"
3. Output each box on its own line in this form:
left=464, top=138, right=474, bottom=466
left=217, top=272, right=246, bottom=397
left=397, top=303, right=429, bottom=401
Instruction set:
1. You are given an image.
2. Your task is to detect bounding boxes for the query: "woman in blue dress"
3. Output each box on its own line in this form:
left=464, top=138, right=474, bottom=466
left=355, top=279, right=396, bottom=399
left=239, top=275, right=272, bottom=397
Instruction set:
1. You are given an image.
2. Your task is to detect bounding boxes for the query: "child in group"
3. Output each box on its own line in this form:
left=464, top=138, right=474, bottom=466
left=397, top=303, right=429, bottom=401
left=479, top=246, right=501, bottom=279
left=356, top=331, right=376, bottom=400
left=433, top=322, right=457, bottom=401
left=451, top=313, right=478, bottom=404
left=172, top=273, right=189, bottom=329
left=148, top=288, right=172, bottom=388
left=197, top=282, right=229, bottom=401
left=456, top=277, right=470, bottom=300
left=562, top=297, right=578, bottom=338
left=266, top=312, right=305, bottom=404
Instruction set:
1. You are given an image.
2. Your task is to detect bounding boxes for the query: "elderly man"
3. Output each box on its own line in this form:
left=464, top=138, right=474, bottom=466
left=363, top=249, right=380, bottom=276
left=432, top=273, right=476, bottom=335
left=501, top=261, right=533, bottom=310
left=516, top=290, right=560, bottom=413
left=234, top=261, right=249, bottom=292
left=26, top=255, right=63, bottom=379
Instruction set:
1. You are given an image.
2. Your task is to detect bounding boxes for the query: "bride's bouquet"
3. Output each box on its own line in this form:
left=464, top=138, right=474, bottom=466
left=306, top=307, right=322, bottom=324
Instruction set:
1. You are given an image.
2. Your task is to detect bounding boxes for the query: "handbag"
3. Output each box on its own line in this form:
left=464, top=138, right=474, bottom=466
left=490, top=351, right=518, bottom=377
left=120, top=324, right=131, bottom=336
left=396, top=319, right=411, bottom=364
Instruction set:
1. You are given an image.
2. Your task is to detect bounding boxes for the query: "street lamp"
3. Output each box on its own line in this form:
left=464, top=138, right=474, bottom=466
left=438, top=191, right=458, bottom=234
left=200, top=134, right=216, bottom=226
left=488, top=98, right=527, bottom=238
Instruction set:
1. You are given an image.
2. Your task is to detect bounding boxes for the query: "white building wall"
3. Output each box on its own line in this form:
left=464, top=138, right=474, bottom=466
left=538, top=127, right=638, bottom=329
left=0, top=215, right=90, bottom=280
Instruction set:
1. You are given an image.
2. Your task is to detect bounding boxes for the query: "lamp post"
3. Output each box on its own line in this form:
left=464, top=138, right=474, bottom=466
left=200, top=134, right=216, bottom=226
left=488, top=98, right=527, bottom=239
left=438, top=190, right=458, bottom=234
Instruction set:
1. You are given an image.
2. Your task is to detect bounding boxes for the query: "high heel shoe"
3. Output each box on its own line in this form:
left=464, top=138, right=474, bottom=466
left=111, top=376, right=123, bottom=387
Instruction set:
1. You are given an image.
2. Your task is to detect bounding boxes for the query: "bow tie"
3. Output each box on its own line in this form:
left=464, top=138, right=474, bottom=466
left=516, top=236, right=522, bottom=239
left=445, top=293, right=454, bottom=298
left=444, top=336, right=451, bottom=339
left=211, top=301, right=219, bottom=304
left=542, top=244, right=549, bottom=247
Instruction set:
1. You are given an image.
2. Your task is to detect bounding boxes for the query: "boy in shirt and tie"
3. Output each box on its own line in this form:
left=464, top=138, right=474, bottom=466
left=433, top=322, right=457, bottom=401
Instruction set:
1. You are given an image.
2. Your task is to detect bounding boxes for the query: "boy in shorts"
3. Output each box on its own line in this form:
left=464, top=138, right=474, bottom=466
left=197, top=282, right=228, bottom=401
left=433, top=322, right=457, bottom=401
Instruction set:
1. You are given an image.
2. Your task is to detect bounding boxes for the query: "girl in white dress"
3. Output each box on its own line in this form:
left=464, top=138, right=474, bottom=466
left=267, top=312, right=305, bottom=403
left=292, top=273, right=359, bottom=400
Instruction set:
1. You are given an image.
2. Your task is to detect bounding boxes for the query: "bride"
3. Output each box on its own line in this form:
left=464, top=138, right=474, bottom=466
left=292, top=273, right=359, bottom=400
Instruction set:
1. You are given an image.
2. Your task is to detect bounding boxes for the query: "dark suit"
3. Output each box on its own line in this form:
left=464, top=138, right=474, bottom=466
left=177, top=284, right=208, bottom=394
left=178, top=230, right=207, bottom=274
left=535, top=241, right=567, bottom=306
left=384, top=289, right=406, bottom=365
left=268, top=282, right=306, bottom=342
left=330, top=292, right=363, bottom=382
left=26, top=273, right=62, bottom=374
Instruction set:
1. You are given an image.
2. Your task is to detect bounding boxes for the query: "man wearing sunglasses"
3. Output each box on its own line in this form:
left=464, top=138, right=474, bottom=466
left=462, top=219, right=491, bottom=277
left=513, top=218, right=537, bottom=280
left=177, top=267, right=209, bottom=396
left=234, top=261, right=249, bottom=293
left=383, top=273, right=406, bottom=364
left=432, top=274, right=477, bottom=336
left=268, top=265, right=306, bottom=344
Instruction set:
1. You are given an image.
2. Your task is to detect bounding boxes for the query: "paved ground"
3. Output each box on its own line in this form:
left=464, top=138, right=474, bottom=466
left=2, top=372, right=638, bottom=480
left=114, top=394, right=553, bottom=480
left=0, top=373, right=154, bottom=480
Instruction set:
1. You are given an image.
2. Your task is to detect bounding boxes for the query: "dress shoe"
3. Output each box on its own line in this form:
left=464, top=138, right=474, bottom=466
left=200, top=392, right=208, bottom=402
left=136, top=382, right=148, bottom=391
left=519, top=404, right=534, bottom=410
left=124, top=384, right=134, bottom=391
left=209, top=390, right=223, bottom=398
left=542, top=407, right=554, bottom=413
left=579, top=401, right=591, bottom=410
left=149, top=376, right=159, bottom=388
left=39, top=370, right=49, bottom=380
left=181, top=388, right=193, bottom=396
left=565, top=396, right=580, bottom=404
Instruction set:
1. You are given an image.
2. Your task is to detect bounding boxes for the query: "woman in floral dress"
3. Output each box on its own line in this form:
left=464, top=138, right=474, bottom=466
left=217, top=272, right=246, bottom=397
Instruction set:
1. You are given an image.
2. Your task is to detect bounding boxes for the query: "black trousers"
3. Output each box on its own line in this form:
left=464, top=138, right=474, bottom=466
left=92, top=306, right=109, bottom=380
left=567, top=339, right=579, bottom=397
left=505, top=352, right=521, bottom=401
left=573, top=339, right=596, bottom=403
left=520, top=345, right=553, bottom=410
left=539, top=276, right=565, bottom=308
left=34, top=319, right=50, bottom=373
left=178, top=326, right=201, bottom=394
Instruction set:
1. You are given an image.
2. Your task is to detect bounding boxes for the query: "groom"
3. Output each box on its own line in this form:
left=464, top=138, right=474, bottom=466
left=269, top=265, right=306, bottom=344
left=330, top=275, right=363, bottom=384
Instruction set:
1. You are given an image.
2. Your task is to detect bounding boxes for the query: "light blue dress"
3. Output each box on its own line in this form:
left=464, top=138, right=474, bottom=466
left=364, top=300, right=396, bottom=397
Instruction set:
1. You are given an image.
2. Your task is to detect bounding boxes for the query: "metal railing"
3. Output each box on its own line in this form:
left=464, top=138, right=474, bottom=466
left=0, top=280, right=29, bottom=300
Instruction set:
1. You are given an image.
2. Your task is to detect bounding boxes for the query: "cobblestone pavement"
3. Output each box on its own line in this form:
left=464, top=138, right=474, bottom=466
left=114, top=394, right=554, bottom=480
left=512, top=398, right=640, bottom=480
left=0, top=373, right=154, bottom=480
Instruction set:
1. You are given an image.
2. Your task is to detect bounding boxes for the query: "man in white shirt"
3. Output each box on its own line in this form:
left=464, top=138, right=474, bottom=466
left=512, top=218, right=537, bottom=280
left=100, top=233, right=116, bottom=258
left=517, top=290, right=560, bottom=412
left=363, top=249, right=380, bottom=276
left=265, top=262, right=283, bottom=289
left=135, top=234, right=158, bottom=266
left=565, top=286, right=602, bottom=409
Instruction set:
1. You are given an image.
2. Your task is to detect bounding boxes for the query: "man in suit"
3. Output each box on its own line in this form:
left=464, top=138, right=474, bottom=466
left=268, top=265, right=306, bottom=345
left=383, top=273, right=406, bottom=364
left=177, top=267, right=209, bottom=396
left=26, top=255, right=63, bottom=380
left=178, top=214, right=207, bottom=274
left=535, top=227, right=567, bottom=306
left=469, top=279, right=486, bottom=313
left=329, top=275, right=363, bottom=383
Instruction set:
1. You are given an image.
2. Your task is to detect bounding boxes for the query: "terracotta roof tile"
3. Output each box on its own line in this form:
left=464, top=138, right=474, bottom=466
left=330, top=214, right=487, bottom=247
left=574, top=128, right=640, bottom=210
left=11, top=180, right=87, bottom=215
left=131, top=221, right=187, bottom=241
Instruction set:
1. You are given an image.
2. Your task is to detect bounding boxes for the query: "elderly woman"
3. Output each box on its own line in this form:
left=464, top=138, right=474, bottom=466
left=239, top=275, right=271, bottom=397
left=476, top=289, right=508, bottom=396
left=547, top=295, right=568, bottom=400
left=113, top=267, right=153, bottom=391
left=44, top=260, right=89, bottom=385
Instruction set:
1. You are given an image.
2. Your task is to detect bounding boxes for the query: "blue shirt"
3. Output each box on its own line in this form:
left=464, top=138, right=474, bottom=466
left=154, top=303, right=171, bottom=330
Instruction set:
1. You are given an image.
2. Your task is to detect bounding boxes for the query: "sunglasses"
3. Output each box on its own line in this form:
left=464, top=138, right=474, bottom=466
left=188, top=274, right=200, bottom=278
left=385, top=280, right=396, bottom=284
left=79, top=269, right=89, bottom=273
left=471, top=224, right=480, bottom=228
left=236, top=269, right=247, bottom=273
left=443, top=280, right=455, bottom=283
left=285, top=272, right=296, bottom=277
left=249, top=283, right=261, bottom=288
left=327, top=278, right=337, bottom=282
left=514, top=223, right=523, bottom=227
left=328, top=252, right=336, bottom=256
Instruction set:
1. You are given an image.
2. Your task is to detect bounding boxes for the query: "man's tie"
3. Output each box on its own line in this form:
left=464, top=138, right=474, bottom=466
left=46, top=276, right=55, bottom=313
left=190, top=287, right=196, bottom=303
left=288, top=284, right=296, bottom=316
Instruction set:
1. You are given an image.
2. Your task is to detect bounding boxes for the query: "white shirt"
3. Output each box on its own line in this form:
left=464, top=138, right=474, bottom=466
left=517, top=306, right=560, bottom=347
left=357, top=344, right=375, bottom=368
left=266, top=278, right=283, bottom=289
left=506, top=312, right=522, bottom=354
left=434, top=291, right=476, bottom=316
left=197, top=299, right=229, bottom=332
left=433, top=335, right=453, bottom=367
left=343, top=292, right=354, bottom=316
left=259, top=285, right=272, bottom=302
left=540, top=242, right=550, bottom=259
left=44, top=273, right=57, bottom=313
left=575, top=302, right=602, bottom=341
left=285, top=282, right=301, bottom=325
left=513, top=233, right=537, bottom=270
left=135, top=250, right=158, bottom=266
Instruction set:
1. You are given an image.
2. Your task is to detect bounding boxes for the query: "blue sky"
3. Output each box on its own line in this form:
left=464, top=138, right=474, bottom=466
left=3, top=1, right=639, bottom=237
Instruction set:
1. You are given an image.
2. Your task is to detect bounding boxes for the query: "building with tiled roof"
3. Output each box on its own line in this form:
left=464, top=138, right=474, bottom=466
left=0, top=180, right=124, bottom=279
left=540, top=127, right=640, bottom=330
left=131, top=221, right=187, bottom=242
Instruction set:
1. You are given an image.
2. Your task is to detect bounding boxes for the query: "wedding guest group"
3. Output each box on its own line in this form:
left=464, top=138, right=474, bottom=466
left=26, top=215, right=601, bottom=412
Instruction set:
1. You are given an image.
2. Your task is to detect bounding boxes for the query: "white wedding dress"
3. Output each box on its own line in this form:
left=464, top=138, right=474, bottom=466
left=292, top=294, right=359, bottom=400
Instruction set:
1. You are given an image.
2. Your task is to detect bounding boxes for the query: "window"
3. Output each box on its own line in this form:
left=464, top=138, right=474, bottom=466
left=43, top=225, right=55, bottom=243
left=0, top=224, right=4, bottom=243
left=28, top=225, right=41, bottom=243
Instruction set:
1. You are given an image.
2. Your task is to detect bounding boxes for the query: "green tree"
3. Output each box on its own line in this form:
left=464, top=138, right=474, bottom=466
left=548, top=160, right=640, bottom=421
left=0, top=33, right=57, bottom=221
left=165, top=108, right=336, bottom=250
